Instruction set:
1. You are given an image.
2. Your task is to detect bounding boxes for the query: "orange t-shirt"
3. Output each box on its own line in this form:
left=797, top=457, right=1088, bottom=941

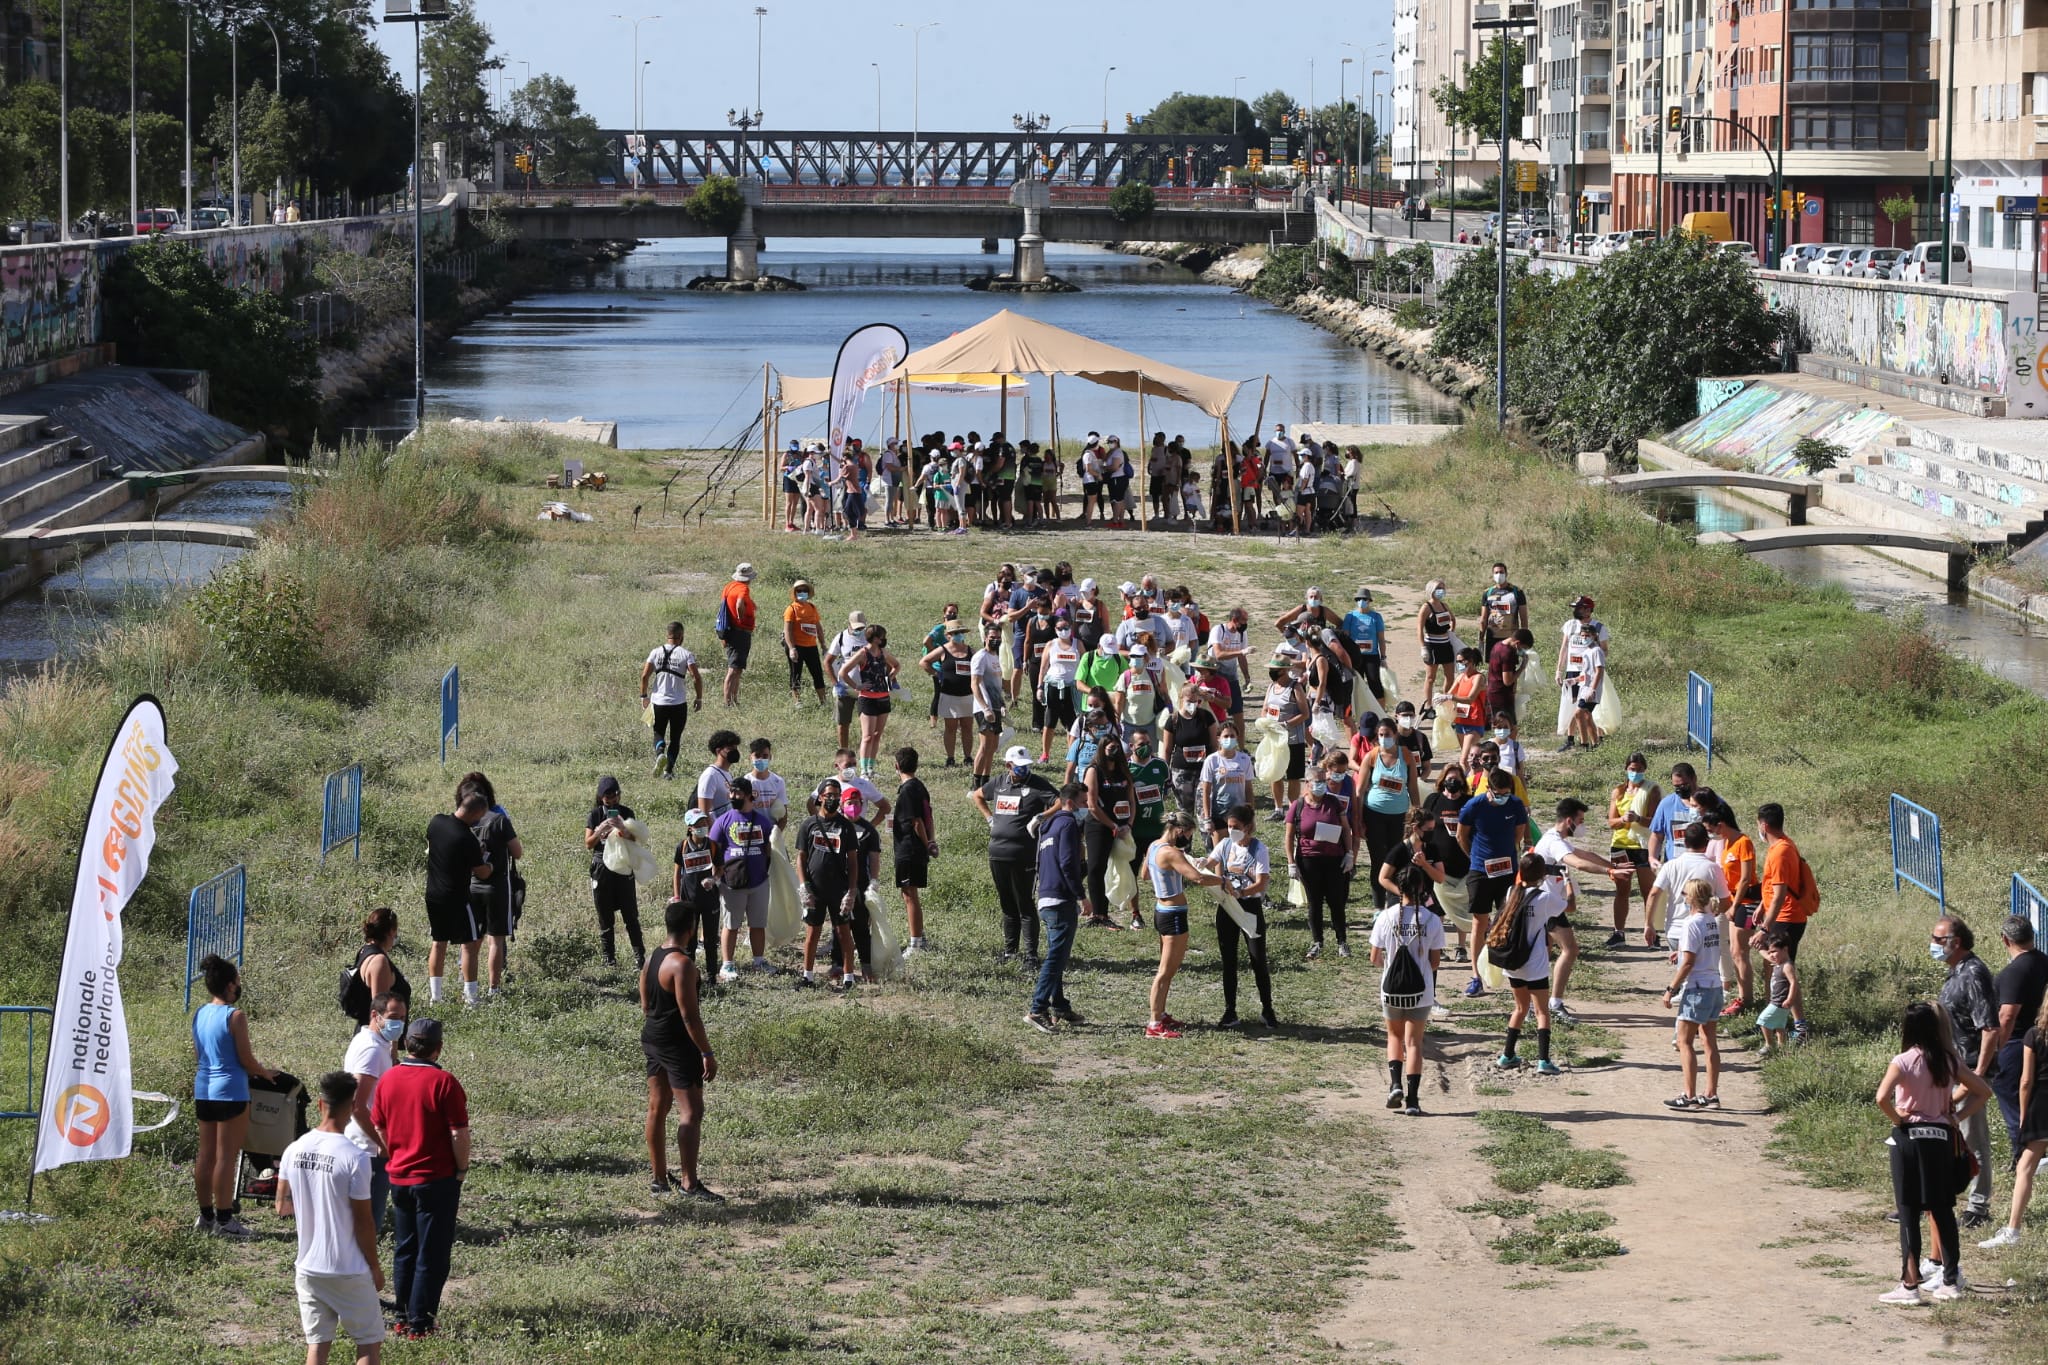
left=722, top=582, right=756, bottom=632
left=1760, top=836, right=1814, bottom=924
left=1721, top=834, right=1759, bottom=906
left=783, top=601, right=821, bottom=647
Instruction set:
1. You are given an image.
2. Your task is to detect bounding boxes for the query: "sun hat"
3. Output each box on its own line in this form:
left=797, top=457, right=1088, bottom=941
left=733, top=563, right=755, bottom=582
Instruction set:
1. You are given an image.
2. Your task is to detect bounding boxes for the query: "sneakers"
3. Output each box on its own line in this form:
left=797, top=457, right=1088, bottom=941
left=1260, top=1008, right=1279, bottom=1028
left=1719, top=997, right=1748, bottom=1019
left=1404, top=1101, right=1423, bottom=1117
left=1336, top=941, right=1351, bottom=958
left=1053, top=1006, right=1085, bottom=1027
left=1878, top=1284, right=1926, bottom=1306
left=1551, top=1002, right=1580, bottom=1026
left=1927, top=1282, right=1964, bottom=1303
left=1601, top=932, right=1626, bottom=949
left=1495, top=1054, right=1522, bottom=1070
left=1556, top=738, right=1576, bottom=753
left=650, top=1179, right=675, bottom=1197
left=1216, top=1012, right=1240, bottom=1030
left=794, top=973, right=816, bottom=990
left=1960, top=1208, right=1992, bottom=1230
left=1533, top=1060, right=1562, bottom=1076
left=1024, top=1011, right=1056, bottom=1034
left=716, top=962, right=740, bottom=983
left=1128, top=911, right=1145, bottom=931
left=1695, top=1094, right=1721, bottom=1108
left=1385, top=1086, right=1404, bottom=1110
left=1980, top=1225, right=2021, bottom=1250
left=1462, top=978, right=1486, bottom=998
left=679, top=1183, right=726, bottom=1204
left=213, top=1215, right=254, bottom=1239
left=1664, top=1095, right=1697, bottom=1109
left=748, top=958, right=778, bottom=974
left=1144, top=1021, right=1184, bottom=1040
left=1305, top=942, right=1323, bottom=961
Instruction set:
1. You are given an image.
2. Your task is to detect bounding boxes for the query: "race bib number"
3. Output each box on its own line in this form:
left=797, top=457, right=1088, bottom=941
left=953, top=659, right=972, bottom=676
left=1376, top=775, right=1404, bottom=793
left=1113, top=800, right=1133, bottom=821
left=1135, top=783, right=1162, bottom=807
left=731, top=825, right=764, bottom=848
left=682, top=850, right=713, bottom=873
left=995, top=795, right=1023, bottom=815
left=1180, top=745, right=1207, bottom=764
left=1483, top=856, right=1513, bottom=877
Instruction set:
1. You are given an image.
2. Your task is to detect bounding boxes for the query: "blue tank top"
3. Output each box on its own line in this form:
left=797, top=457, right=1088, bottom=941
left=192, top=1002, right=248, bottom=1102
left=1366, top=751, right=1411, bottom=815
left=1145, top=842, right=1186, bottom=902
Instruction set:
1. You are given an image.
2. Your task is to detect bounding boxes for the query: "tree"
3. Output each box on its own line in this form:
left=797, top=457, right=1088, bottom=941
left=1432, top=37, right=1524, bottom=145
left=420, top=0, right=500, bottom=181
left=1132, top=92, right=1256, bottom=138
left=1250, top=89, right=1296, bottom=141
left=1108, top=182, right=1156, bottom=222
left=685, top=175, right=744, bottom=232
left=203, top=83, right=312, bottom=208
left=509, top=74, right=608, bottom=184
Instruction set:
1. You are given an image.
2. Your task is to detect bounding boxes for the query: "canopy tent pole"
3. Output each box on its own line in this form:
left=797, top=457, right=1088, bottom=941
left=1244, top=374, right=1271, bottom=536
left=762, top=364, right=775, bottom=526
left=1000, top=375, right=1009, bottom=444
left=1136, top=374, right=1148, bottom=533
left=903, top=381, right=917, bottom=526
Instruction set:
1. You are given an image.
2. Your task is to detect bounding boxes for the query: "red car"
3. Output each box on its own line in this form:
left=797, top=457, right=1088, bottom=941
left=133, top=208, right=181, bottom=235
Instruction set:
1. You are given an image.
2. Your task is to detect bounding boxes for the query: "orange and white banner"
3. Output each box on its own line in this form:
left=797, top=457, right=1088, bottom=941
left=33, top=697, right=178, bottom=1174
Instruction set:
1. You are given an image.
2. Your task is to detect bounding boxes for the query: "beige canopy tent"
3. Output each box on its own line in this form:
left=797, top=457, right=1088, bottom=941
left=775, top=372, right=1029, bottom=413
left=761, top=310, right=1261, bottom=531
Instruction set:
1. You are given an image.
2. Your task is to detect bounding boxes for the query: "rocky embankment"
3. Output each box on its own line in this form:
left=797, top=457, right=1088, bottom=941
left=1115, top=242, right=1484, bottom=406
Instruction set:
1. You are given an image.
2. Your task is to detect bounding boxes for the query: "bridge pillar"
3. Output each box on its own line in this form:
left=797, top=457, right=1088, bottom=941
left=727, top=178, right=764, bottom=283
left=1011, top=180, right=1050, bottom=284
left=1786, top=490, right=1808, bottom=526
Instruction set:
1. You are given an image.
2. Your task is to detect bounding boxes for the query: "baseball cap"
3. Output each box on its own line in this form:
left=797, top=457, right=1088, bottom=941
left=840, top=791, right=866, bottom=815
left=849, top=609, right=867, bottom=627
left=734, top=562, right=755, bottom=582
left=1118, top=580, right=1138, bottom=597
left=406, top=1017, right=445, bottom=1051
left=1130, top=642, right=1149, bottom=657
left=683, top=808, right=709, bottom=828
left=596, top=775, right=621, bottom=799
left=1079, top=577, right=1097, bottom=593
left=1004, top=744, right=1033, bottom=765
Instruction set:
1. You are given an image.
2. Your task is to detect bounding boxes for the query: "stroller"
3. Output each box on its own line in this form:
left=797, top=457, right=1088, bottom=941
left=238, top=1070, right=308, bottom=1201
left=1312, top=473, right=1356, bottom=534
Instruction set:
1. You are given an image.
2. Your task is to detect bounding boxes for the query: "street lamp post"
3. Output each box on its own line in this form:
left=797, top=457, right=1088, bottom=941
left=254, top=16, right=283, bottom=217
left=1369, top=69, right=1386, bottom=230
left=1450, top=46, right=1466, bottom=247
left=1940, top=0, right=1959, bottom=283
left=129, top=0, right=137, bottom=233
left=1102, top=65, right=1117, bottom=133
left=610, top=15, right=660, bottom=188
left=1233, top=75, right=1245, bottom=136
left=896, top=21, right=937, bottom=184
left=1474, top=3, right=1535, bottom=432
left=230, top=17, right=239, bottom=227
left=1339, top=57, right=1353, bottom=193
left=384, top=0, right=453, bottom=435
left=753, top=7, right=768, bottom=129
left=58, top=0, right=67, bottom=241
left=183, top=2, right=192, bottom=228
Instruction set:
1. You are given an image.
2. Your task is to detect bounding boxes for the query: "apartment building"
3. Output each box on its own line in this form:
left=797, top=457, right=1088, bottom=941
left=1409, top=0, right=1545, bottom=203
left=1940, top=0, right=2048, bottom=281
left=1525, top=1, right=1616, bottom=230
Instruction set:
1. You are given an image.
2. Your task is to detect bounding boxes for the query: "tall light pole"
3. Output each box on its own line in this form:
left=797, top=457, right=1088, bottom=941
left=385, top=0, right=453, bottom=435
left=129, top=0, right=137, bottom=231
left=183, top=2, right=192, bottom=227
left=611, top=15, right=660, bottom=188
left=1339, top=57, right=1353, bottom=191
left=1475, top=3, right=1532, bottom=432
left=1233, top=75, right=1245, bottom=136
left=871, top=63, right=882, bottom=135
left=896, top=21, right=937, bottom=184
left=753, top=7, right=768, bottom=127
left=1370, top=68, right=1387, bottom=230
left=1102, top=65, right=1117, bottom=133
left=1450, top=46, right=1467, bottom=246
left=254, top=15, right=283, bottom=217
left=229, top=16, right=239, bottom=226
left=58, top=0, right=66, bottom=241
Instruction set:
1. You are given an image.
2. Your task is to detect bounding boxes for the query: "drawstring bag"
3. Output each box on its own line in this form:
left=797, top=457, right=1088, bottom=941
left=1381, top=905, right=1428, bottom=1009
left=764, top=829, right=802, bottom=947
left=1253, top=718, right=1290, bottom=785
left=865, top=885, right=903, bottom=980
left=1104, top=832, right=1138, bottom=909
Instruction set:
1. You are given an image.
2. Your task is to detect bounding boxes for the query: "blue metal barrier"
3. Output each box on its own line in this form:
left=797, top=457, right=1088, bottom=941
left=440, top=665, right=459, bottom=765
left=321, top=764, right=363, bottom=865
left=1685, top=671, right=1714, bottom=771
left=183, top=865, right=248, bottom=1008
left=0, top=1006, right=52, bottom=1121
left=2017, top=873, right=2048, bottom=941
left=1888, top=795, right=1945, bottom=912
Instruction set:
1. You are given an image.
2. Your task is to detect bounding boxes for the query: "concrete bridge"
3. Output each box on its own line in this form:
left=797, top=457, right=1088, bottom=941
left=1, top=519, right=261, bottom=572
left=1596, top=469, right=1818, bottom=524
left=1697, top=526, right=1976, bottom=588
left=491, top=181, right=1311, bottom=284
left=121, top=464, right=324, bottom=517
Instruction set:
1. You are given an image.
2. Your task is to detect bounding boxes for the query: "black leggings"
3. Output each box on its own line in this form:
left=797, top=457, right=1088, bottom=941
left=788, top=645, right=824, bottom=692
left=1083, top=819, right=1118, bottom=918
left=1215, top=898, right=1274, bottom=1017
left=1363, top=809, right=1406, bottom=909
left=652, top=704, right=688, bottom=772
left=1891, top=1127, right=1961, bottom=1286
left=990, top=857, right=1039, bottom=956
left=1358, top=654, right=1385, bottom=704
left=683, top=897, right=719, bottom=977
left=1298, top=854, right=1350, bottom=945
left=594, top=874, right=644, bottom=965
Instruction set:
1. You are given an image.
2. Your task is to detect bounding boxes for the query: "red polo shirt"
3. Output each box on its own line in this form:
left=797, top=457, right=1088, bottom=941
left=370, top=1059, right=470, bottom=1186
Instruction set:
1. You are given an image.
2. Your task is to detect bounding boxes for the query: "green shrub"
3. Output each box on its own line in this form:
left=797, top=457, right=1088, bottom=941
left=1108, top=181, right=1157, bottom=222
left=684, top=175, right=745, bottom=233
left=1791, top=434, right=1847, bottom=474
left=1392, top=299, right=1434, bottom=329
left=189, top=556, right=314, bottom=692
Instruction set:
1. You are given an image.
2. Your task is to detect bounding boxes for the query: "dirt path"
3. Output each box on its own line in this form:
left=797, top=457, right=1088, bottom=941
left=1320, top=944, right=1954, bottom=1362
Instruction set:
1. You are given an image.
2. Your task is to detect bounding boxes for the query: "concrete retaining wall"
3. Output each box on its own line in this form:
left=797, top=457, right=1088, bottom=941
left=0, top=205, right=454, bottom=372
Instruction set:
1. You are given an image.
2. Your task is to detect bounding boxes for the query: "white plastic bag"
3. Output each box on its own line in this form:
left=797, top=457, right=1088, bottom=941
left=603, top=818, right=659, bottom=882
left=1286, top=864, right=1308, bottom=909
left=1477, top=944, right=1507, bottom=992
left=1310, top=710, right=1348, bottom=753
left=864, top=885, right=903, bottom=980
left=765, top=830, right=802, bottom=947
left=1380, top=664, right=1399, bottom=702
left=1170, top=644, right=1193, bottom=668
left=1431, top=706, right=1454, bottom=753
left=1592, top=672, right=1623, bottom=732
left=1104, top=832, right=1137, bottom=909
left=1218, top=890, right=1262, bottom=939
left=1253, top=722, right=1290, bottom=785
left=1448, top=630, right=1467, bottom=657
left=642, top=701, right=655, bottom=729
left=868, top=474, right=889, bottom=505
left=996, top=725, right=1016, bottom=756
left=1160, top=659, right=1187, bottom=708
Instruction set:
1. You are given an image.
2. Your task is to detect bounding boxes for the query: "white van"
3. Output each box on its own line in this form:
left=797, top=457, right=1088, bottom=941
left=1896, top=240, right=1970, bottom=284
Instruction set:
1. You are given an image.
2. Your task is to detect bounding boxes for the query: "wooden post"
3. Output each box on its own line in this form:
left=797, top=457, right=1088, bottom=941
left=762, top=364, right=775, bottom=526
left=902, top=380, right=917, bottom=526
left=1136, top=374, right=1148, bottom=532
left=1245, top=374, right=1271, bottom=534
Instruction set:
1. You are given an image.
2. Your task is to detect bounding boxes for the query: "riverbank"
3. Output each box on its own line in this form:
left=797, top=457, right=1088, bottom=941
left=2, top=422, right=2043, bottom=1360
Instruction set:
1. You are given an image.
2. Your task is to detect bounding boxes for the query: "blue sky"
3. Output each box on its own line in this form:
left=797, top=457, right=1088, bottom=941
left=374, top=0, right=1397, bottom=132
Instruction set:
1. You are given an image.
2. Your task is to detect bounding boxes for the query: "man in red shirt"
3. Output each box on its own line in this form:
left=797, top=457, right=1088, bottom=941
left=369, top=1018, right=471, bottom=1339
left=1485, top=628, right=1535, bottom=740
left=717, top=564, right=758, bottom=706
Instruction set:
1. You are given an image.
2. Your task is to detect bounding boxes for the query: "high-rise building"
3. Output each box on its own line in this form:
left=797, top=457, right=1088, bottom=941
left=1524, top=2, right=1616, bottom=236
left=1409, top=0, right=1545, bottom=210
left=1938, top=0, right=2045, bottom=281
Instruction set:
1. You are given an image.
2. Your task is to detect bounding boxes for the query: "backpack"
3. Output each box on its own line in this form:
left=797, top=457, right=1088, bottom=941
left=1381, top=905, right=1428, bottom=1008
left=1484, top=888, right=1536, bottom=972
left=337, top=943, right=378, bottom=1024
left=1799, top=854, right=1821, bottom=913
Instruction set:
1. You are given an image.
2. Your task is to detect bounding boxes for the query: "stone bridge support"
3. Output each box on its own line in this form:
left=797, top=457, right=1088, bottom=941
left=727, top=177, right=764, bottom=283
left=1011, top=181, right=1049, bottom=284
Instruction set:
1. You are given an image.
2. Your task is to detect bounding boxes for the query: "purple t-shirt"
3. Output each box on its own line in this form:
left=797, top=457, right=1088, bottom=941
left=710, top=808, right=772, bottom=888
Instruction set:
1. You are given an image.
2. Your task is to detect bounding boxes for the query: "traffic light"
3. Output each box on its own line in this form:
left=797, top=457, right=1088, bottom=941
left=1666, top=105, right=1682, bottom=131
left=514, top=151, right=534, bottom=175
left=1248, top=148, right=1265, bottom=169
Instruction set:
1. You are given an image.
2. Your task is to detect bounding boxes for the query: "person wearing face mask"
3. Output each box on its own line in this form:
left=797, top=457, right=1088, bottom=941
left=1342, top=587, right=1391, bottom=712
left=1391, top=700, right=1434, bottom=778
left=671, top=809, right=724, bottom=978
left=970, top=626, right=1008, bottom=791
left=1493, top=851, right=1566, bottom=1074
left=641, top=621, right=704, bottom=780
left=1207, top=804, right=1279, bottom=1028
left=1077, top=626, right=1127, bottom=698
left=1362, top=719, right=1418, bottom=911
left=1035, top=614, right=1085, bottom=763
left=1275, top=586, right=1336, bottom=637
left=1447, top=646, right=1489, bottom=770
left=1534, top=798, right=1615, bottom=1027
left=1018, top=598, right=1062, bottom=726
left=1457, top=769, right=1532, bottom=998
left=344, top=990, right=410, bottom=1234
left=1486, top=627, right=1535, bottom=742
left=1554, top=596, right=1612, bottom=752
left=1160, top=597, right=1201, bottom=654
left=811, top=747, right=890, bottom=824
left=1374, top=864, right=1446, bottom=1115
left=1290, top=763, right=1358, bottom=959
left=1479, top=562, right=1529, bottom=657
left=1420, top=767, right=1474, bottom=961
left=811, top=791, right=883, bottom=987
left=1139, top=812, right=1225, bottom=1039
left=1647, top=820, right=1731, bottom=955
left=707, top=778, right=776, bottom=983
left=1261, top=654, right=1311, bottom=819
left=191, top=954, right=279, bottom=1237
left=1127, top=731, right=1171, bottom=927
left=921, top=622, right=978, bottom=768
left=782, top=581, right=828, bottom=707
left=695, top=730, right=742, bottom=822
left=1304, top=630, right=1356, bottom=726
left=1647, top=761, right=1701, bottom=870
left=1604, top=752, right=1659, bottom=947
left=1207, top=607, right=1252, bottom=689
left=1063, top=686, right=1119, bottom=787
left=1113, top=642, right=1165, bottom=748
left=921, top=604, right=963, bottom=729
left=586, top=776, right=646, bottom=970
left=826, top=611, right=872, bottom=753
left=974, top=746, right=1061, bottom=963
left=1416, top=580, right=1456, bottom=721
left=1197, top=722, right=1255, bottom=851
left=1081, top=733, right=1135, bottom=929
left=837, top=625, right=902, bottom=781
left=1167, top=684, right=1220, bottom=818
left=744, top=739, right=788, bottom=830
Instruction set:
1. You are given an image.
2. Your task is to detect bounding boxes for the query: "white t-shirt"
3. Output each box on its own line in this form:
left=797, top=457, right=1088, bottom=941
left=1533, top=828, right=1580, bottom=906
left=1215, top=834, right=1272, bottom=894
left=1653, top=851, right=1730, bottom=941
left=341, top=1029, right=395, bottom=1155
left=1372, top=901, right=1446, bottom=1009
left=1162, top=612, right=1200, bottom=651
left=747, top=770, right=789, bottom=823
left=1081, top=449, right=1104, bottom=483
left=1041, top=638, right=1081, bottom=688
left=1198, top=751, right=1254, bottom=808
left=827, top=628, right=866, bottom=693
left=1560, top=619, right=1612, bottom=677
left=278, top=1129, right=373, bottom=1278
left=645, top=644, right=696, bottom=707
left=1505, top=884, right=1564, bottom=981
left=971, top=649, right=1006, bottom=714
left=1263, top=435, right=1296, bottom=474
left=696, top=764, right=733, bottom=816
left=1574, top=643, right=1606, bottom=703
left=1677, top=912, right=1724, bottom=988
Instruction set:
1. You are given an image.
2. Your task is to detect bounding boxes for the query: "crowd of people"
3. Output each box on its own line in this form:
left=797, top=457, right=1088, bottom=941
left=194, top=554, right=2044, bottom=1358
left=776, top=424, right=1370, bottom=537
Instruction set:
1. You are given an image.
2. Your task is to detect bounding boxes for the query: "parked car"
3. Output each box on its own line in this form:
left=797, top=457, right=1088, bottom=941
left=133, top=207, right=180, bottom=235
left=1608, top=228, right=1657, bottom=255
left=1809, top=246, right=1855, bottom=277
left=2, top=219, right=58, bottom=244
left=1851, top=246, right=1904, bottom=279
left=1523, top=226, right=1559, bottom=251
left=1568, top=232, right=1601, bottom=255
left=1401, top=196, right=1432, bottom=221
left=1778, top=242, right=1836, bottom=273
left=1721, top=241, right=1759, bottom=267
left=189, top=206, right=231, bottom=231
left=1896, top=240, right=1970, bottom=284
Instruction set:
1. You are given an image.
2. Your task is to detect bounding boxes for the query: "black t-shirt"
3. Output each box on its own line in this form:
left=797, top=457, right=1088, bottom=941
left=470, top=807, right=517, bottom=903
left=587, top=802, right=637, bottom=881
left=425, top=813, right=481, bottom=904
left=981, top=771, right=1057, bottom=862
left=1998, top=949, right=2048, bottom=1039
left=1419, top=791, right=1471, bottom=879
left=1022, top=615, right=1059, bottom=671
left=801, top=815, right=881, bottom=888
left=1169, top=708, right=1213, bottom=773
left=673, top=835, right=720, bottom=911
left=893, top=777, right=932, bottom=846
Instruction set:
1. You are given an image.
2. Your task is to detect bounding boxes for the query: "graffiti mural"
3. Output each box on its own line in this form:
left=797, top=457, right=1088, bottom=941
left=1766, top=276, right=2010, bottom=395
left=1666, top=382, right=1900, bottom=475
left=1696, top=378, right=1749, bottom=416
left=0, top=206, right=452, bottom=371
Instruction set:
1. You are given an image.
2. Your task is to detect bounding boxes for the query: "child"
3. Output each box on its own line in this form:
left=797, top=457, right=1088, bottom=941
left=670, top=812, right=722, bottom=979
left=1659, top=879, right=1725, bottom=1109
left=1755, top=927, right=1800, bottom=1055
left=1180, top=468, right=1204, bottom=525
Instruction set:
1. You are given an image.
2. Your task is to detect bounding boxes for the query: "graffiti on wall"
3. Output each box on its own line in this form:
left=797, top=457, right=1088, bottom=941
left=1668, top=381, right=1901, bottom=475
left=1696, top=378, right=1750, bottom=416
left=1766, top=276, right=2009, bottom=396
left=0, top=246, right=101, bottom=371
left=0, top=206, right=452, bottom=371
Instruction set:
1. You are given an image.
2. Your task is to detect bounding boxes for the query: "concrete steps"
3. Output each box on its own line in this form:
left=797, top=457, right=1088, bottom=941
left=1840, top=428, right=2048, bottom=546
left=0, top=416, right=44, bottom=457
left=0, top=452, right=104, bottom=527
left=0, top=436, right=86, bottom=493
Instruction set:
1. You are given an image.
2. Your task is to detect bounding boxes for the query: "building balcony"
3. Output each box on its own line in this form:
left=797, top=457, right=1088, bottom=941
left=1583, top=74, right=1612, bottom=98
left=1580, top=16, right=1612, bottom=43
left=1583, top=129, right=1611, bottom=151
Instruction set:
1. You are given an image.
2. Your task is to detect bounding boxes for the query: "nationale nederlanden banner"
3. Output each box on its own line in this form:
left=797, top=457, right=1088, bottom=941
left=827, top=323, right=908, bottom=463
left=33, top=697, right=178, bottom=1174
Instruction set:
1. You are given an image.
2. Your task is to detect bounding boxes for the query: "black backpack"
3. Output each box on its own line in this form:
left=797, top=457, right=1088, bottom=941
left=337, top=943, right=378, bottom=1024
left=1484, top=889, right=1537, bottom=973
left=1381, top=905, right=1428, bottom=1008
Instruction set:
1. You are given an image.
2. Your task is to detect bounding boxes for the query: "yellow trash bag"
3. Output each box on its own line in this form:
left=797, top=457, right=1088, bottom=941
left=864, top=885, right=903, bottom=981
left=1352, top=672, right=1374, bottom=717
left=1160, top=659, right=1187, bottom=708
left=1286, top=860, right=1309, bottom=909
left=1379, top=663, right=1400, bottom=702
left=1431, top=705, right=1455, bottom=753
left=642, top=700, right=656, bottom=728
left=1000, top=632, right=1016, bottom=676
left=1476, top=944, right=1508, bottom=992
left=1253, top=719, right=1290, bottom=785
left=1103, top=833, right=1138, bottom=909
left=1435, top=874, right=1473, bottom=931
left=1592, top=672, right=1623, bottom=733
left=764, top=829, right=802, bottom=947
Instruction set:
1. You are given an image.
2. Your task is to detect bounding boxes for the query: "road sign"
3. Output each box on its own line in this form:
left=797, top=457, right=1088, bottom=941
left=1268, top=137, right=1288, bottom=159
left=1513, top=160, right=1540, bottom=192
left=1312, top=149, right=1329, bottom=165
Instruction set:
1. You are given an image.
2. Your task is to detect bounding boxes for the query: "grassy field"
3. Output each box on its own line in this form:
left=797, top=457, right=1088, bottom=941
left=1, top=422, right=2046, bottom=1361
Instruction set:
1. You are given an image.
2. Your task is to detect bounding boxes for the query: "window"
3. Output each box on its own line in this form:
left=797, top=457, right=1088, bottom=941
left=2005, top=212, right=2022, bottom=252
left=1981, top=208, right=1996, bottom=248
left=1832, top=198, right=1876, bottom=246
